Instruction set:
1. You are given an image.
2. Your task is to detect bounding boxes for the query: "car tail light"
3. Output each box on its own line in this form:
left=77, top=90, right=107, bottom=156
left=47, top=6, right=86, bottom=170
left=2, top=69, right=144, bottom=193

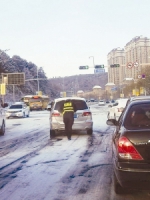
left=52, top=112, right=60, bottom=117
left=117, top=107, right=124, bottom=112
left=82, top=111, right=91, bottom=116
left=118, top=136, right=143, bottom=160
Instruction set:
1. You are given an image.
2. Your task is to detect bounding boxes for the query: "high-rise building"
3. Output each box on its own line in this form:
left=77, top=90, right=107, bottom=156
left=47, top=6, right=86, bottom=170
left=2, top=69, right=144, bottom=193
left=107, top=36, right=150, bottom=87
left=107, top=47, right=125, bottom=86
left=125, top=36, right=150, bottom=80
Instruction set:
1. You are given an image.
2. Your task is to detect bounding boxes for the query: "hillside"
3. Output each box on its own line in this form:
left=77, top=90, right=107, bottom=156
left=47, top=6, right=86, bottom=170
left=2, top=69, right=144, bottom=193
left=0, top=50, right=108, bottom=102
left=48, top=73, right=108, bottom=99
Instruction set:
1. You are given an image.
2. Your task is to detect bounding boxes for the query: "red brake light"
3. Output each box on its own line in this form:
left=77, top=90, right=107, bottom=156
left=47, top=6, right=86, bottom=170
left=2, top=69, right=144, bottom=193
left=82, top=111, right=91, bottom=116
left=52, top=112, right=60, bottom=117
left=32, top=96, right=39, bottom=99
left=118, top=137, right=143, bottom=160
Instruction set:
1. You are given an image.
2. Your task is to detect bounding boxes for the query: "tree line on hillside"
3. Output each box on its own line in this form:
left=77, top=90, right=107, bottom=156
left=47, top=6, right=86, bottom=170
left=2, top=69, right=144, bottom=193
left=0, top=50, right=61, bottom=102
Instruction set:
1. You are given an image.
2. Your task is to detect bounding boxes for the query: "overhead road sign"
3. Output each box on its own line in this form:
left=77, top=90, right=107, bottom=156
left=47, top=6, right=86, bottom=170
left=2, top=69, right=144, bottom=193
left=79, top=66, right=89, bottom=70
left=94, top=68, right=105, bottom=74
left=7, top=73, right=25, bottom=85
left=127, top=62, right=133, bottom=69
left=111, top=86, right=118, bottom=91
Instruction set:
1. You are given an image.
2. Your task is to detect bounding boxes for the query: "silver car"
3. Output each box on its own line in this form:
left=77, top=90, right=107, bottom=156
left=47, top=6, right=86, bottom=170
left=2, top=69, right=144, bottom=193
left=48, top=97, right=93, bottom=138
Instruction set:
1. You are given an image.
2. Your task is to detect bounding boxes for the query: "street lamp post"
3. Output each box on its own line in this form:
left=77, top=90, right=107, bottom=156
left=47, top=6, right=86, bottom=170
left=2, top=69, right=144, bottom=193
left=89, top=56, right=95, bottom=68
left=37, top=67, right=39, bottom=93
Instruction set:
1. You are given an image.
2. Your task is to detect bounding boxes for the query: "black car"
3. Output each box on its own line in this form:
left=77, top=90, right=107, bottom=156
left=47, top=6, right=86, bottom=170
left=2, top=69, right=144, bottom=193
left=107, top=98, right=150, bottom=194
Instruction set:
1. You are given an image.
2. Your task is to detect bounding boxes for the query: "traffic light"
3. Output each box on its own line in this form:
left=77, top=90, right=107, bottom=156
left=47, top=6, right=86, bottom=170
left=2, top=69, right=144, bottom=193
left=110, top=64, right=120, bottom=68
left=79, top=66, right=89, bottom=70
left=94, top=65, right=104, bottom=69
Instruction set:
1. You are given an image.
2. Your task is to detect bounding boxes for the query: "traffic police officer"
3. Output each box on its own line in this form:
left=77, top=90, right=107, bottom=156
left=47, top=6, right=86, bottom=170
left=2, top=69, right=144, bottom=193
left=62, top=99, right=76, bottom=140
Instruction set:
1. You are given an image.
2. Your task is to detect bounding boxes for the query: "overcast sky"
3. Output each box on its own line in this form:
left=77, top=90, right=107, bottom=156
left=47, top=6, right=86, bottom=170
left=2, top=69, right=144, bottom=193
left=0, top=0, right=150, bottom=78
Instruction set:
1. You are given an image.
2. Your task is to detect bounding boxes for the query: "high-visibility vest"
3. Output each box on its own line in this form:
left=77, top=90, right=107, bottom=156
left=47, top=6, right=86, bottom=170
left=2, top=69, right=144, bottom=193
left=63, top=102, right=74, bottom=114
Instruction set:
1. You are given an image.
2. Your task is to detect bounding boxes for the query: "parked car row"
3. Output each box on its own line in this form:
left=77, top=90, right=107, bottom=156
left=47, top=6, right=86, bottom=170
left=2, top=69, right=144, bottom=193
left=107, top=95, right=150, bottom=194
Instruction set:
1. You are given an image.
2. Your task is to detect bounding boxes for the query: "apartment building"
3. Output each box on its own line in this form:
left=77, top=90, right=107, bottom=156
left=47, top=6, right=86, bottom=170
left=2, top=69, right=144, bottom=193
left=125, top=36, right=150, bottom=80
left=107, top=48, right=125, bottom=86
left=107, top=36, right=150, bottom=86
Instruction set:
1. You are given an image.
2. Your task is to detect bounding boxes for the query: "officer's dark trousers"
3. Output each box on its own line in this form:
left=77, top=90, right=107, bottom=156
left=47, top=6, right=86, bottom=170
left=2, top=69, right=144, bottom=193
left=63, top=112, right=74, bottom=139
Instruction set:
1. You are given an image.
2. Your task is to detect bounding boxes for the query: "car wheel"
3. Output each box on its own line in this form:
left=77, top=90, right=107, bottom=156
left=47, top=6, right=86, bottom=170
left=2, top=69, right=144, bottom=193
left=113, top=172, right=126, bottom=194
left=50, top=130, right=55, bottom=139
left=87, top=128, right=93, bottom=135
left=0, top=121, right=5, bottom=136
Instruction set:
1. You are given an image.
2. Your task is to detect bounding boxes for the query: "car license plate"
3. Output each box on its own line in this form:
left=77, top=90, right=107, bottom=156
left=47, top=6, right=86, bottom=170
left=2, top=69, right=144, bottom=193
left=74, top=113, right=77, bottom=118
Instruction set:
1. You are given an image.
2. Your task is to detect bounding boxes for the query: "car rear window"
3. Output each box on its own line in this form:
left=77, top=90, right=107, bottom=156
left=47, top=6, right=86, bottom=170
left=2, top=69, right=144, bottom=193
left=54, top=100, right=88, bottom=112
left=10, top=105, right=23, bottom=109
left=124, top=103, right=150, bottom=129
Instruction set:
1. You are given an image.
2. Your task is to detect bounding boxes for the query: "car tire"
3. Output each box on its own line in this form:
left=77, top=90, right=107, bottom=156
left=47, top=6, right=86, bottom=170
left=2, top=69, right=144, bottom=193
left=0, top=121, right=5, bottom=136
left=50, top=130, right=55, bottom=139
left=113, top=172, right=126, bottom=194
left=87, top=128, right=93, bottom=135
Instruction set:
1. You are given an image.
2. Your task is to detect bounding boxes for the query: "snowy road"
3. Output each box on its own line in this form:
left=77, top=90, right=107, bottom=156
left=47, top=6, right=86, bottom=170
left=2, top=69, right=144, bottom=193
left=0, top=105, right=150, bottom=200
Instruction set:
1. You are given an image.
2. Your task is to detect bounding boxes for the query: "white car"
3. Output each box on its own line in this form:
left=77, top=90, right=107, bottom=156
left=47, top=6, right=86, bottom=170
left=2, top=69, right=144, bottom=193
left=48, top=97, right=93, bottom=138
left=98, top=100, right=105, bottom=106
left=6, top=102, right=30, bottom=119
left=107, top=98, right=128, bottom=120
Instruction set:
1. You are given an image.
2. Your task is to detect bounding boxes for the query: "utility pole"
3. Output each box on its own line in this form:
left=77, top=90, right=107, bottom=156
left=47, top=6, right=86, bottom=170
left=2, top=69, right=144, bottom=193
left=37, top=67, right=39, bottom=93
left=89, top=56, right=95, bottom=68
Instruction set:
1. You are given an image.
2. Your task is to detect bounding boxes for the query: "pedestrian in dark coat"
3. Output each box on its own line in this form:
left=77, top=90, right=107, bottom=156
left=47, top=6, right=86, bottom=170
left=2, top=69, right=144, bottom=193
left=61, top=99, right=76, bottom=140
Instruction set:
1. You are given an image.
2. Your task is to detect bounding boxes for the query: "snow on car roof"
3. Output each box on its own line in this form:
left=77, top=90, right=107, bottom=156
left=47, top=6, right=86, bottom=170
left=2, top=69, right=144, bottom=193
left=54, top=97, right=86, bottom=102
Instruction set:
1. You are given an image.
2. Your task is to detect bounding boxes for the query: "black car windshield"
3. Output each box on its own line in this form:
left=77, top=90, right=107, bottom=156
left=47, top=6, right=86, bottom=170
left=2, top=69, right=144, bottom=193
left=10, top=105, right=23, bottom=109
left=55, top=100, right=88, bottom=112
left=124, top=103, right=150, bottom=129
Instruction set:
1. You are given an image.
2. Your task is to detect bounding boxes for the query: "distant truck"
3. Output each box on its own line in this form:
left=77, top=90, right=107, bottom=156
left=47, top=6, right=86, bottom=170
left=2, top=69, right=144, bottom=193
left=21, top=95, right=50, bottom=111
